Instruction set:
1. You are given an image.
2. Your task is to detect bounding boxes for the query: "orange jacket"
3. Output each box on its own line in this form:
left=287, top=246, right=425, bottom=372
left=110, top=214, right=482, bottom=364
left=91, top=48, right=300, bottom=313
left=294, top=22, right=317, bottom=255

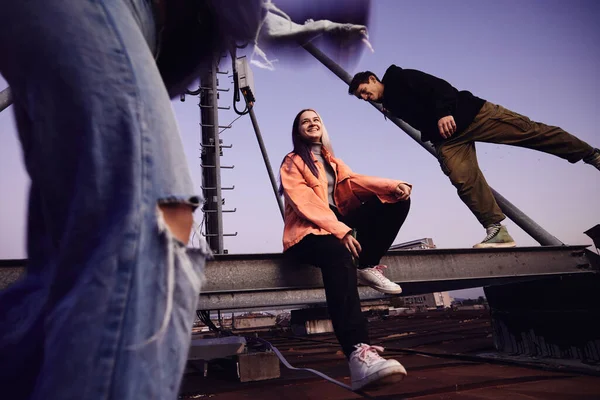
left=280, top=147, right=411, bottom=251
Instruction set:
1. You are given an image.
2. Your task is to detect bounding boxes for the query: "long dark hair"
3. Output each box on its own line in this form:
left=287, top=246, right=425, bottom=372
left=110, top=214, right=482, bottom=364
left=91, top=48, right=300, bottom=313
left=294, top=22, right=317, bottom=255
left=278, top=109, right=334, bottom=196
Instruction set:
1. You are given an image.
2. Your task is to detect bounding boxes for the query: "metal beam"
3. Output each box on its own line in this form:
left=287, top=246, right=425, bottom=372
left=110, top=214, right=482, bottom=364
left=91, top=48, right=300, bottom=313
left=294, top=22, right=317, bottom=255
left=301, top=42, right=563, bottom=247
left=3, top=246, right=596, bottom=309
left=203, top=246, right=597, bottom=309
left=248, top=107, right=285, bottom=219
left=198, top=246, right=593, bottom=292
left=0, top=87, right=12, bottom=113
left=196, top=274, right=579, bottom=311
left=6, top=247, right=592, bottom=290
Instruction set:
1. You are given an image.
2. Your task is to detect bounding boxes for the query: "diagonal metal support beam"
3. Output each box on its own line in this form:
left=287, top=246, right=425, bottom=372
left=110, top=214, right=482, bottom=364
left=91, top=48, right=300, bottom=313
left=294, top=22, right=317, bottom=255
left=301, top=42, right=563, bottom=247
left=0, top=266, right=22, bottom=291
left=0, top=87, right=12, bottom=113
left=249, top=107, right=285, bottom=219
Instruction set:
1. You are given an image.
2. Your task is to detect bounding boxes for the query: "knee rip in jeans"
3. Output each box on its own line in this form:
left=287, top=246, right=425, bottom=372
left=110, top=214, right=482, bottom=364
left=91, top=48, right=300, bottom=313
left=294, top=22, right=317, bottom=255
left=127, top=203, right=211, bottom=349
left=158, top=202, right=195, bottom=244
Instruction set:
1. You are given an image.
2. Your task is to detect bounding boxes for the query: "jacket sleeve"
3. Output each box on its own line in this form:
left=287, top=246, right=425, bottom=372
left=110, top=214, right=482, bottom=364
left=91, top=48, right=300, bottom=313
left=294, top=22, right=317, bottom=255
left=350, top=173, right=411, bottom=203
left=404, top=69, right=458, bottom=122
left=280, top=157, right=351, bottom=240
left=335, top=157, right=411, bottom=203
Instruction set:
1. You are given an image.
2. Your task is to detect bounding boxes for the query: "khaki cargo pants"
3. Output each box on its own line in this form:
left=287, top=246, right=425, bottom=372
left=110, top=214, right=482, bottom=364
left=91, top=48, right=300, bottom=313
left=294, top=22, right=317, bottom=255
left=434, top=101, right=594, bottom=228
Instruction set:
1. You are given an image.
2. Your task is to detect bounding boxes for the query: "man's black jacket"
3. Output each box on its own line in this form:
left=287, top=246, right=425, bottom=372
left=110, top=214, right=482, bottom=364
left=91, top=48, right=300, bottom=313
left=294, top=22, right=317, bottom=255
left=381, top=65, right=486, bottom=143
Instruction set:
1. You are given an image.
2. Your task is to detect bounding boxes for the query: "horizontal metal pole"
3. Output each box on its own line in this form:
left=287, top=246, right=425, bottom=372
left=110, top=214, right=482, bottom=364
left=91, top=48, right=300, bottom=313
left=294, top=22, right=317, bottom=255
left=199, top=144, right=233, bottom=148
left=198, top=86, right=230, bottom=92
left=198, top=286, right=386, bottom=310
left=0, top=87, right=13, bottom=113
left=198, top=123, right=232, bottom=128
left=200, top=165, right=234, bottom=169
left=202, top=186, right=235, bottom=190
left=199, top=246, right=593, bottom=293
left=2, top=246, right=596, bottom=308
left=301, top=42, right=563, bottom=247
left=203, top=232, right=238, bottom=237
left=2, top=246, right=594, bottom=291
left=196, top=274, right=583, bottom=310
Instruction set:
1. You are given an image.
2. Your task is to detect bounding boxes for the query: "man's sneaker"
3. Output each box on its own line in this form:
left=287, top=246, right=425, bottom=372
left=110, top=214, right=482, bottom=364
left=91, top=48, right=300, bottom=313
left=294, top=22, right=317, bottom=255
left=583, top=148, right=600, bottom=171
left=473, top=224, right=516, bottom=248
left=357, top=265, right=402, bottom=294
left=349, top=343, right=407, bottom=391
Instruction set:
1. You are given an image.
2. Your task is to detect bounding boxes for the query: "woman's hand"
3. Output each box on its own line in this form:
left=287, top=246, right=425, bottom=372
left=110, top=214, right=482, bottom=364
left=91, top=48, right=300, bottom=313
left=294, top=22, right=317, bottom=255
left=341, top=232, right=362, bottom=258
left=394, top=183, right=412, bottom=200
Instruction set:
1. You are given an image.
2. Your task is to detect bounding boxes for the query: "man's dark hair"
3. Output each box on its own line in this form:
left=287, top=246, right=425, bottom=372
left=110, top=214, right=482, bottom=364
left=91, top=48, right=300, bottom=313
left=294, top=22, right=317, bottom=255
left=348, top=71, right=380, bottom=96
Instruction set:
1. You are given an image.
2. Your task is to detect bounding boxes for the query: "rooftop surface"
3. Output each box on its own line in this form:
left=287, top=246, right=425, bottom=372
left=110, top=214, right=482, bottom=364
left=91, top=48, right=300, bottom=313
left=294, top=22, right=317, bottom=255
left=179, top=310, right=600, bottom=399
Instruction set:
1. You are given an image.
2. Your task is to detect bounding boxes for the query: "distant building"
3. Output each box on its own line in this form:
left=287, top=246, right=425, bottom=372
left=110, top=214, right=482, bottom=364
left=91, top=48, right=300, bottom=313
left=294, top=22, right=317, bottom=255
left=433, top=291, right=453, bottom=308
left=400, top=292, right=453, bottom=310
left=389, top=238, right=453, bottom=309
left=389, top=238, right=436, bottom=250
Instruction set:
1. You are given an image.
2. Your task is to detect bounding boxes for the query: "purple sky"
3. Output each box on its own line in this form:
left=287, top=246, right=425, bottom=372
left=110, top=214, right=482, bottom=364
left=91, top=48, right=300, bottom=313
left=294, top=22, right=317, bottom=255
left=1, top=0, right=599, bottom=299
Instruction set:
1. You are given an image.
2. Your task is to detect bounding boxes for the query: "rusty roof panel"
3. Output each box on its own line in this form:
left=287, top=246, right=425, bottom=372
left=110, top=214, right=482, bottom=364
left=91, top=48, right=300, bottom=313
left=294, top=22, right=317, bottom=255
left=179, top=310, right=600, bottom=399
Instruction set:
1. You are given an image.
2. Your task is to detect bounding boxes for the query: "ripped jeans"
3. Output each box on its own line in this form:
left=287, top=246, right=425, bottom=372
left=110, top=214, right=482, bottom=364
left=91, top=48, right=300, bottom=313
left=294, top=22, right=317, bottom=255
left=0, top=0, right=208, bottom=399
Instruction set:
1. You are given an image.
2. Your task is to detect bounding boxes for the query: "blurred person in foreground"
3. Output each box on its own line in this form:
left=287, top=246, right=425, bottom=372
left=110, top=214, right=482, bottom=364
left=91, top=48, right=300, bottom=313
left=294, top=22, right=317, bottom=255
left=0, top=0, right=373, bottom=398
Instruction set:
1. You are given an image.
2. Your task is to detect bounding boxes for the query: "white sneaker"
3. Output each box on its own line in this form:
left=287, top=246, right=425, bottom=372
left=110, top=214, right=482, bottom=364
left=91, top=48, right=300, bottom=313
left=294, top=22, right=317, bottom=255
left=349, top=343, right=407, bottom=391
left=357, top=265, right=402, bottom=294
